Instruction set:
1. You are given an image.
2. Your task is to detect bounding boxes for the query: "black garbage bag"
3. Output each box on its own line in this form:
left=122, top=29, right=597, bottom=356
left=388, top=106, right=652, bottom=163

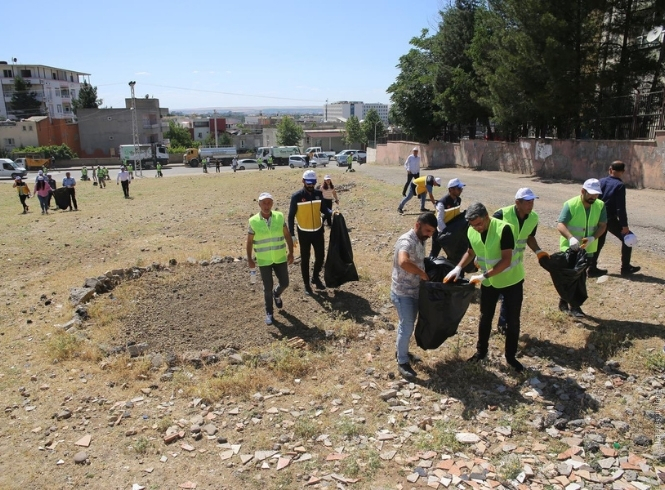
left=538, top=248, right=589, bottom=307
left=415, top=257, right=476, bottom=350
left=53, top=187, right=70, bottom=210
left=324, top=212, right=359, bottom=288
left=434, top=211, right=476, bottom=273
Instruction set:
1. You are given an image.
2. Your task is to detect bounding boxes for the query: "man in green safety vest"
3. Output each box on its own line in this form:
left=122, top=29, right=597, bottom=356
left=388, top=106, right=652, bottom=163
left=246, top=192, right=295, bottom=325
left=493, top=188, right=548, bottom=334
left=267, top=155, right=274, bottom=170
left=444, top=201, right=527, bottom=372
left=156, top=162, right=163, bottom=178
left=81, top=166, right=88, bottom=181
left=556, top=178, right=607, bottom=317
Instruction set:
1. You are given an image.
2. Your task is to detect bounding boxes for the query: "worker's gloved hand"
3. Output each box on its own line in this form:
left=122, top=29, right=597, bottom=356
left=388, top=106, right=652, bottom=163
left=468, top=274, right=485, bottom=284
left=568, top=237, right=580, bottom=251
left=535, top=249, right=549, bottom=260
left=582, top=236, right=595, bottom=248
left=443, top=266, right=462, bottom=283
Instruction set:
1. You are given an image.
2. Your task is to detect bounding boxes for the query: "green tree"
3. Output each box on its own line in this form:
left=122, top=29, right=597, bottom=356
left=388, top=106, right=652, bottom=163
left=360, top=109, right=385, bottom=147
left=276, top=116, right=304, bottom=146
left=387, top=30, right=443, bottom=142
left=343, top=115, right=364, bottom=146
left=164, top=121, right=194, bottom=148
left=72, top=81, right=102, bottom=114
left=10, top=76, right=42, bottom=118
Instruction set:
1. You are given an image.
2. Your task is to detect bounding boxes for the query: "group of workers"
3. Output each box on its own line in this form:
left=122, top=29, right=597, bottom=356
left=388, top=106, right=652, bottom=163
left=391, top=156, right=641, bottom=379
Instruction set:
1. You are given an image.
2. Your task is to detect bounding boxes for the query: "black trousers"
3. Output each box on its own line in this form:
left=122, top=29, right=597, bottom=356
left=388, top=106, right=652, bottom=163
left=297, top=227, right=325, bottom=286
left=402, top=172, right=419, bottom=196
left=322, top=199, right=333, bottom=226
left=478, top=280, right=523, bottom=362
left=595, top=215, right=632, bottom=268
left=67, top=188, right=78, bottom=210
left=19, top=194, right=28, bottom=210
left=259, top=261, right=289, bottom=315
left=121, top=180, right=130, bottom=197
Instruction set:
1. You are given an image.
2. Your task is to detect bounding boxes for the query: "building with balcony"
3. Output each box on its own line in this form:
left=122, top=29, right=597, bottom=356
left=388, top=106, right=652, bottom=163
left=0, top=62, right=89, bottom=122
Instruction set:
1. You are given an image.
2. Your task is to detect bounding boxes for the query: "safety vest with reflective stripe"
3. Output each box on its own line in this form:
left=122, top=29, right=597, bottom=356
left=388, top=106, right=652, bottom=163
left=559, top=196, right=604, bottom=253
left=249, top=212, right=288, bottom=266
left=295, top=199, right=323, bottom=232
left=499, top=205, right=539, bottom=279
left=468, top=218, right=522, bottom=288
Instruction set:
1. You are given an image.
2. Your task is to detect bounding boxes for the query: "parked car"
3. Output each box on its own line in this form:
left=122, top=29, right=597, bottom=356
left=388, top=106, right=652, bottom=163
left=355, top=151, right=367, bottom=163
left=288, top=155, right=317, bottom=168
left=0, top=158, right=28, bottom=179
left=236, top=158, right=265, bottom=170
left=334, top=150, right=356, bottom=166
left=309, top=152, right=329, bottom=167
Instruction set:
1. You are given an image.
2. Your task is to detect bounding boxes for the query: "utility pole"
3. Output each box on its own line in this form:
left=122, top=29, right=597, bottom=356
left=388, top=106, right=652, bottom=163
left=325, top=98, right=328, bottom=122
left=214, top=109, right=218, bottom=147
left=129, top=81, right=141, bottom=177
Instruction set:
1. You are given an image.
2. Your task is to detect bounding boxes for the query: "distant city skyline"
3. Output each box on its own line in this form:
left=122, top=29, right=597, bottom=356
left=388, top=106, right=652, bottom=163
left=5, top=0, right=442, bottom=110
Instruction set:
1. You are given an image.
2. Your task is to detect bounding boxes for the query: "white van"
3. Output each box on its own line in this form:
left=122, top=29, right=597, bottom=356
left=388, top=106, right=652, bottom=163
left=0, top=158, right=28, bottom=179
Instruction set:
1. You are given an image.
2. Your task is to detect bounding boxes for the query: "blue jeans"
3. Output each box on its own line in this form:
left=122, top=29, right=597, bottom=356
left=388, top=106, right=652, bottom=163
left=391, top=291, right=419, bottom=364
left=398, top=184, right=426, bottom=211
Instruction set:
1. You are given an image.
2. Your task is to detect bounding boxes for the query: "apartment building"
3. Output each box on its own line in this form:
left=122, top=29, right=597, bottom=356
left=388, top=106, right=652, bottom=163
left=326, top=101, right=389, bottom=124
left=0, top=62, right=89, bottom=122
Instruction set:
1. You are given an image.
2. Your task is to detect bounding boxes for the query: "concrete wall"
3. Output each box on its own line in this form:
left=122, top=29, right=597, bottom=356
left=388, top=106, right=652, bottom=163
left=376, top=134, right=665, bottom=190
left=0, top=121, right=40, bottom=150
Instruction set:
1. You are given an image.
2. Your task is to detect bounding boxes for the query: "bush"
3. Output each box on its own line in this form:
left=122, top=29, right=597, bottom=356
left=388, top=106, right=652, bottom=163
left=12, top=144, right=78, bottom=160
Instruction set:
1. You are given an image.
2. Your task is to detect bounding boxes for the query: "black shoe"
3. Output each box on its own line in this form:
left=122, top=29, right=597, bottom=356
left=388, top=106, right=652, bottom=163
left=467, top=352, right=486, bottom=363
left=497, top=322, right=507, bottom=335
left=507, top=358, right=524, bottom=373
left=558, top=300, right=569, bottom=313
left=397, top=362, right=416, bottom=379
left=420, top=208, right=430, bottom=212
left=620, top=265, right=641, bottom=276
left=588, top=267, right=608, bottom=278
left=273, top=289, right=283, bottom=309
left=397, top=208, right=404, bottom=215
left=304, top=286, right=313, bottom=296
left=312, top=278, right=326, bottom=290
left=570, top=306, right=585, bottom=318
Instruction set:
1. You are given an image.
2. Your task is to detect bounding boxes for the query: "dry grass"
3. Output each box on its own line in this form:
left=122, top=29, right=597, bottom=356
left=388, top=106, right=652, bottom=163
left=1, top=167, right=664, bottom=489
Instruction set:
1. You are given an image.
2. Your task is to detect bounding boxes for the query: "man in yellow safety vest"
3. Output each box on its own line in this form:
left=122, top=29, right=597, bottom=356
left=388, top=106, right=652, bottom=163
left=247, top=192, right=294, bottom=325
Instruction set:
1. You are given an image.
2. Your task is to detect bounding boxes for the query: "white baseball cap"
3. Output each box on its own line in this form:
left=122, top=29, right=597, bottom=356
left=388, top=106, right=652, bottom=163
left=434, top=177, right=442, bottom=186
left=302, top=170, right=317, bottom=182
left=324, top=175, right=331, bottom=180
left=623, top=232, right=638, bottom=247
left=515, top=188, right=538, bottom=200
left=447, top=178, right=465, bottom=189
left=413, top=147, right=419, bottom=152
left=583, top=178, right=602, bottom=195
left=258, top=192, right=273, bottom=201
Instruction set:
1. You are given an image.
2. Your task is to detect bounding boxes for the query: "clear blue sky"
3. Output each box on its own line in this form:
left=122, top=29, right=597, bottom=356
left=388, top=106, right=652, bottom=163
left=5, top=0, right=444, bottom=110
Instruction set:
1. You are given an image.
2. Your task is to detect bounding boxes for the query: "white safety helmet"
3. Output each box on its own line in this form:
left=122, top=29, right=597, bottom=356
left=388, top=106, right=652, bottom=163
left=623, top=233, right=638, bottom=247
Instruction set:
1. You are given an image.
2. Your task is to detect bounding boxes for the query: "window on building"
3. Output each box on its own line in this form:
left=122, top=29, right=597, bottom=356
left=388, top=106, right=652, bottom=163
left=198, top=132, right=202, bottom=138
left=70, top=75, right=74, bottom=82
left=4, top=138, right=15, bottom=146
left=55, top=88, right=61, bottom=97
left=52, top=73, right=57, bottom=79
left=57, top=105, right=62, bottom=113
left=20, top=69, right=32, bottom=78
left=3, top=69, right=11, bottom=78
left=22, top=125, right=27, bottom=131
left=71, top=90, right=75, bottom=99
left=29, top=126, right=33, bottom=131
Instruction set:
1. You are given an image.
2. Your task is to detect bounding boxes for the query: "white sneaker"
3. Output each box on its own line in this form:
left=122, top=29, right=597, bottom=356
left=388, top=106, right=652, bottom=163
left=265, top=314, right=273, bottom=325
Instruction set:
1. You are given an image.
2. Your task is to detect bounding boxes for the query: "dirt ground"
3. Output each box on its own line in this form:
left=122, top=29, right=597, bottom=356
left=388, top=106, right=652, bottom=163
left=0, top=164, right=664, bottom=490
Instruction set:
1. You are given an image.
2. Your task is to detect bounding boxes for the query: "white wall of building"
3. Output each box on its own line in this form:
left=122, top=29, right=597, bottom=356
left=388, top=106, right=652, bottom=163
left=0, top=120, right=40, bottom=150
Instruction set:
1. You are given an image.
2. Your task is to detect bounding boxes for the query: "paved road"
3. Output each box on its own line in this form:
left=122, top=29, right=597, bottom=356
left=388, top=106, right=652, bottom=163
left=357, top=164, right=665, bottom=258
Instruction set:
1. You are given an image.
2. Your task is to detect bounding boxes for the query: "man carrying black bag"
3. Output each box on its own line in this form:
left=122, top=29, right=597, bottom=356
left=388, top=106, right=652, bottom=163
left=391, top=212, right=437, bottom=379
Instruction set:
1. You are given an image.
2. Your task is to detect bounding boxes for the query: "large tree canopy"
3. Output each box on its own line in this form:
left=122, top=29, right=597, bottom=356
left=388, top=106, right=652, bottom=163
left=72, top=81, right=102, bottom=114
left=9, top=76, right=42, bottom=119
left=276, top=116, right=304, bottom=146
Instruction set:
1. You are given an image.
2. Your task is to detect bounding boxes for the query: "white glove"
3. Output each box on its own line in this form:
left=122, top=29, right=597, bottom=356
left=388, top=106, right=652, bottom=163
left=582, top=236, right=595, bottom=248
left=568, top=237, right=580, bottom=251
left=469, top=274, right=485, bottom=284
left=443, top=266, right=462, bottom=283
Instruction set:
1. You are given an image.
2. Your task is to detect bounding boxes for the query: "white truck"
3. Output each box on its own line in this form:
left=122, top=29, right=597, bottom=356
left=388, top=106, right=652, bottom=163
left=256, top=146, right=300, bottom=166
left=119, top=144, right=169, bottom=169
left=304, top=146, right=336, bottom=160
left=183, top=147, right=237, bottom=167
